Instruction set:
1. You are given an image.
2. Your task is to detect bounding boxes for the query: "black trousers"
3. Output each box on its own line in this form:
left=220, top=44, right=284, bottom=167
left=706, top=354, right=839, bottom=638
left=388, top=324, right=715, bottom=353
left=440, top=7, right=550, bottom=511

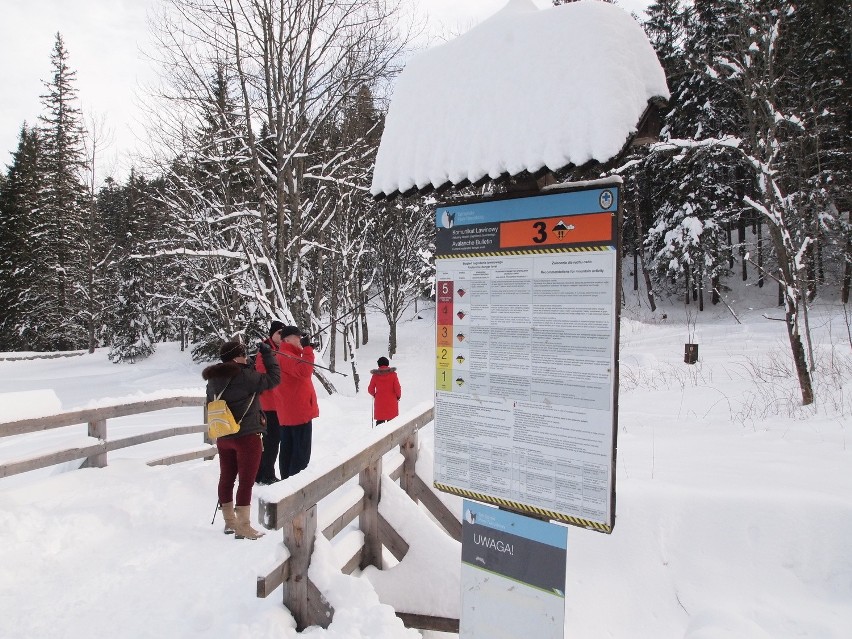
left=255, top=410, right=281, bottom=483
left=279, top=421, right=312, bottom=479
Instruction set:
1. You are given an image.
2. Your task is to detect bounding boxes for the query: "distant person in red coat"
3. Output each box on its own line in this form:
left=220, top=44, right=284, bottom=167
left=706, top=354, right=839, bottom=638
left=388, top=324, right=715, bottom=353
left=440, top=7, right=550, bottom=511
left=368, top=357, right=402, bottom=425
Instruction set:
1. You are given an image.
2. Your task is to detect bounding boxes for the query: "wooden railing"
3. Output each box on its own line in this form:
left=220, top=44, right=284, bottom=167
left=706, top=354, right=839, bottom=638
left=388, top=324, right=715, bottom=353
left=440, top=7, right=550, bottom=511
left=0, top=396, right=210, bottom=478
left=257, top=403, right=461, bottom=633
left=0, top=397, right=460, bottom=632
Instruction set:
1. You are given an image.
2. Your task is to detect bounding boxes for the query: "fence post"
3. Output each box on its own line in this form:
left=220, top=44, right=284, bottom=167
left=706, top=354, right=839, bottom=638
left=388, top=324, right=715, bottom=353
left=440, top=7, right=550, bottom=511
left=283, top=505, right=317, bottom=632
left=86, top=419, right=107, bottom=467
left=399, top=431, right=418, bottom=499
left=359, top=457, right=382, bottom=570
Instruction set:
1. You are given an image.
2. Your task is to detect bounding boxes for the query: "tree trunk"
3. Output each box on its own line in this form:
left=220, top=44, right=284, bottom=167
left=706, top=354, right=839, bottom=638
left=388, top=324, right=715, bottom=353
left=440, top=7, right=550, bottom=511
left=313, top=369, right=337, bottom=395
left=842, top=227, right=851, bottom=303
left=633, top=241, right=639, bottom=292
left=388, top=320, right=398, bottom=358
left=329, top=266, right=339, bottom=373
left=87, top=210, right=96, bottom=354
left=766, top=222, right=814, bottom=405
left=354, top=305, right=361, bottom=350
left=345, top=326, right=359, bottom=392
left=806, top=213, right=817, bottom=302
left=727, top=224, right=734, bottom=269
left=692, top=265, right=698, bottom=302
left=633, top=206, right=656, bottom=311
left=359, top=276, right=369, bottom=346
left=711, top=234, right=720, bottom=304
left=785, top=305, right=814, bottom=405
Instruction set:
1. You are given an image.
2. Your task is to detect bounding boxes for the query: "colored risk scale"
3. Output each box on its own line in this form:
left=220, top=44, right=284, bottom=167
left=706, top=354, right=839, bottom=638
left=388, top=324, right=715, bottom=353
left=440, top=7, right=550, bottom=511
left=436, top=279, right=454, bottom=391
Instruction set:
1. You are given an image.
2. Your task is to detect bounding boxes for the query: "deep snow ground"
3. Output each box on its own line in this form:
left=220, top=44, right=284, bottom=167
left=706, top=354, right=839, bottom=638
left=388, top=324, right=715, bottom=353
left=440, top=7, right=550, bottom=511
left=1, top=286, right=851, bottom=638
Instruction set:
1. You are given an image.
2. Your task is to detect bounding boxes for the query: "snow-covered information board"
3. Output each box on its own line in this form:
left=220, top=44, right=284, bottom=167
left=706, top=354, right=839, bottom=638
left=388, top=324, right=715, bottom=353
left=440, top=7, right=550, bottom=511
left=433, top=181, right=622, bottom=533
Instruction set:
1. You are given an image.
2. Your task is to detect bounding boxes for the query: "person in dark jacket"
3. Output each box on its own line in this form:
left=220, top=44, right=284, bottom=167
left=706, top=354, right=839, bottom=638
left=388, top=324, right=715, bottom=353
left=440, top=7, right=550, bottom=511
left=254, top=320, right=288, bottom=485
left=203, top=340, right=280, bottom=540
left=276, top=326, right=319, bottom=479
left=368, top=356, right=401, bottom=425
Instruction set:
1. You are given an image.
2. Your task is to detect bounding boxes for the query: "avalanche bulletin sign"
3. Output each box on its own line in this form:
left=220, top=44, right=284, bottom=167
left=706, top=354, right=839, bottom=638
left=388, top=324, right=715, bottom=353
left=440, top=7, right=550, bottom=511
left=433, top=180, right=622, bottom=533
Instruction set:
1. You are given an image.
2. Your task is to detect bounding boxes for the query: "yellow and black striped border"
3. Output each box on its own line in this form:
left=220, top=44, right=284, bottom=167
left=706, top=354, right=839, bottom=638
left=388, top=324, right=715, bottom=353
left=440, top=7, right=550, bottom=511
left=437, top=245, right=613, bottom=259
left=434, top=482, right=612, bottom=534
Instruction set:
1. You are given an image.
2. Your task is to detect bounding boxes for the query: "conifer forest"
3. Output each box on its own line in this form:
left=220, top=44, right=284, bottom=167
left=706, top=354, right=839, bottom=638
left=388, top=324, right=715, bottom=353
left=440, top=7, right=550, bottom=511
left=0, top=0, right=848, bottom=384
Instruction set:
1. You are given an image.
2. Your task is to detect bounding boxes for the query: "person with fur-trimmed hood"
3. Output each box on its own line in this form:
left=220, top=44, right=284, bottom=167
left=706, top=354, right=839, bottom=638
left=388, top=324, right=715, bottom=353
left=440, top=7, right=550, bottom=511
left=368, top=356, right=401, bottom=425
left=203, top=340, right=280, bottom=540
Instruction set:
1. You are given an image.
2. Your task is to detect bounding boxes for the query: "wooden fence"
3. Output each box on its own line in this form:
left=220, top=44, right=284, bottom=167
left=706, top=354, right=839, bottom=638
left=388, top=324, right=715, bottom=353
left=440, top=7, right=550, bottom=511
left=0, top=396, right=211, bottom=477
left=257, top=404, right=460, bottom=633
left=0, top=398, right=460, bottom=633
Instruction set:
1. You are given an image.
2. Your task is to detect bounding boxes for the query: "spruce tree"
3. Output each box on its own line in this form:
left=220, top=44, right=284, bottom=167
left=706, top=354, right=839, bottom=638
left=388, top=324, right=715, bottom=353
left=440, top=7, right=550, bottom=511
left=640, top=0, right=748, bottom=302
left=108, top=170, right=155, bottom=363
left=0, top=125, right=44, bottom=350
left=776, top=0, right=851, bottom=298
left=34, top=33, right=88, bottom=350
left=95, top=176, right=127, bottom=347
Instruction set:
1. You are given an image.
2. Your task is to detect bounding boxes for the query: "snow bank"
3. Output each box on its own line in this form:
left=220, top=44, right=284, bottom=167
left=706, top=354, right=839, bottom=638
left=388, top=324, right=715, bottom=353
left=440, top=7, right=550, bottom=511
left=1, top=389, right=62, bottom=421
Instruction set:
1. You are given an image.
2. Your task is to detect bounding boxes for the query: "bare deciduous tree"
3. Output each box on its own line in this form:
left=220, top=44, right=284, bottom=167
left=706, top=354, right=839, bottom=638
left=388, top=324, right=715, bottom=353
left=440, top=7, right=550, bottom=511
left=146, top=0, right=414, bottom=342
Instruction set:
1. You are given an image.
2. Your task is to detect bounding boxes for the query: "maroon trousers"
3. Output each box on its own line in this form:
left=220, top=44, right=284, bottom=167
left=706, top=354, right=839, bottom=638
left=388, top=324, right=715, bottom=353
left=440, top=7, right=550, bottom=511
left=217, top=433, right=262, bottom=506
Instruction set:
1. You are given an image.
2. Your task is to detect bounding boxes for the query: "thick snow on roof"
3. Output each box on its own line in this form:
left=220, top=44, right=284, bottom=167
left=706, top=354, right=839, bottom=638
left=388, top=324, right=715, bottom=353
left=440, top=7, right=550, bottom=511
left=371, top=0, right=669, bottom=198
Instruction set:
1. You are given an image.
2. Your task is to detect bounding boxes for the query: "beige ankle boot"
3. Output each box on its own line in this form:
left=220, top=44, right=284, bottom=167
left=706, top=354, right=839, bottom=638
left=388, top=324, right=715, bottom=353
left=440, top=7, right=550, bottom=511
left=220, top=502, right=237, bottom=535
left=234, top=505, right=265, bottom=540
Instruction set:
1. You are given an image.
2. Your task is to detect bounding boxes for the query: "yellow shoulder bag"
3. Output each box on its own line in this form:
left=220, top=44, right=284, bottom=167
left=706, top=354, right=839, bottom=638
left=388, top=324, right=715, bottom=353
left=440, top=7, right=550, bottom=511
left=207, top=377, right=255, bottom=440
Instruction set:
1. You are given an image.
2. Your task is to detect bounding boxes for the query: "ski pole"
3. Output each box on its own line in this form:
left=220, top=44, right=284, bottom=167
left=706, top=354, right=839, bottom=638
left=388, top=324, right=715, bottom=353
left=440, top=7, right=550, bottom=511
left=211, top=499, right=220, bottom=525
left=251, top=346, right=349, bottom=377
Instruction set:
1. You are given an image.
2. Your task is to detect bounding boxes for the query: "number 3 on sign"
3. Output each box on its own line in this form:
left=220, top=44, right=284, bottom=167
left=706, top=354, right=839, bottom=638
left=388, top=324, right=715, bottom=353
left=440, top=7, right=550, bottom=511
left=532, top=220, right=547, bottom=244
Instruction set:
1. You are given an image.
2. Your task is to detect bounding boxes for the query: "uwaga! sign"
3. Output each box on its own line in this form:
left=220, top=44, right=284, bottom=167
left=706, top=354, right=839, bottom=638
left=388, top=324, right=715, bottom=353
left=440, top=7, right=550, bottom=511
left=432, top=179, right=623, bottom=533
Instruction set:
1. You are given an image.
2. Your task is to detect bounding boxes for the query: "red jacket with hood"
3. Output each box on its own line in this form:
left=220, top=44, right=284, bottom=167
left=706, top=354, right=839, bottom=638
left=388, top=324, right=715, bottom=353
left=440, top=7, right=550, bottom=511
left=368, top=365, right=401, bottom=420
left=276, top=341, right=319, bottom=426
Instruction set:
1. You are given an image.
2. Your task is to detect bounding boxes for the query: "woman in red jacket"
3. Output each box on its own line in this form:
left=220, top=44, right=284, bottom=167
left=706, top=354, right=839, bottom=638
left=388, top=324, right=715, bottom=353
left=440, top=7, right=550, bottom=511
left=368, top=357, right=402, bottom=425
left=276, top=326, right=319, bottom=479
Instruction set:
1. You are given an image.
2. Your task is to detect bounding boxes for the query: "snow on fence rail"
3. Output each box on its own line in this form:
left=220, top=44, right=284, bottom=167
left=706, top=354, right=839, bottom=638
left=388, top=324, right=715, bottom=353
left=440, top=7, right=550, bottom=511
left=0, top=350, right=88, bottom=361
left=0, top=396, right=210, bottom=477
left=257, top=403, right=461, bottom=633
